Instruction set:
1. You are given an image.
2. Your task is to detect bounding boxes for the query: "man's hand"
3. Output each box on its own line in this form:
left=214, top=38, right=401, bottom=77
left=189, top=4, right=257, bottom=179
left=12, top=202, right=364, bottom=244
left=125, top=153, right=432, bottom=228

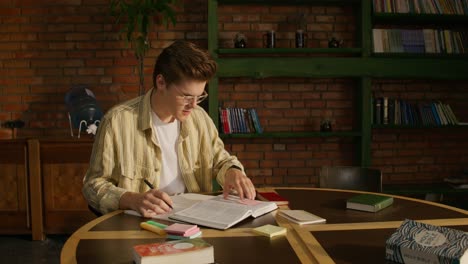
left=223, top=167, right=256, bottom=200
left=120, top=189, right=173, bottom=218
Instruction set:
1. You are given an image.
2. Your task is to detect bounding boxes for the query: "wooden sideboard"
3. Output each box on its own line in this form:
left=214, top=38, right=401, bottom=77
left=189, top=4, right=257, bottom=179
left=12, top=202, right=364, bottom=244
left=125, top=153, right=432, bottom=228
left=0, top=139, right=97, bottom=240
left=38, top=139, right=96, bottom=235
left=0, top=140, right=30, bottom=234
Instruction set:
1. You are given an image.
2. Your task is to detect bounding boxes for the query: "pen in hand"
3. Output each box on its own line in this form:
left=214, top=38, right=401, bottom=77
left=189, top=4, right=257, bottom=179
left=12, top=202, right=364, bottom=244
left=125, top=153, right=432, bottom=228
left=143, top=179, right=173, bottom=209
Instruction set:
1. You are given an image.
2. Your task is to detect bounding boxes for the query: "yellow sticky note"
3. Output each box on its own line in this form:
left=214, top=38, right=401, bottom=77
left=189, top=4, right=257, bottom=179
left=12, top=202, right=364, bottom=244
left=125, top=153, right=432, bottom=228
left=140, top=222, right=166, bottom=236
left=252, top=224, right=286, bottom=238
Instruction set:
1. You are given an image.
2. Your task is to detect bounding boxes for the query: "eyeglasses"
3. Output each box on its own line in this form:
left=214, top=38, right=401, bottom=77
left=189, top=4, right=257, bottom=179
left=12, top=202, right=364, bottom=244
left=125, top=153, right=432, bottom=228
left=177, top=90, right=208, bottom=105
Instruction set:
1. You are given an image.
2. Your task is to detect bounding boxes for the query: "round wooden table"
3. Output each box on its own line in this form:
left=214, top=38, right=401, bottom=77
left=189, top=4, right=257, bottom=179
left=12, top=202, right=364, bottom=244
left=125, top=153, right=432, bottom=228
left=61, top=188, right=468, bottom=264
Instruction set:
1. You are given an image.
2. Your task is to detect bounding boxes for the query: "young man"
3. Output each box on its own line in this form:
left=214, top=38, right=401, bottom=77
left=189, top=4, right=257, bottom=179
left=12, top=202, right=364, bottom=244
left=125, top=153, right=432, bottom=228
left=82, top=40, right=255, bottom=217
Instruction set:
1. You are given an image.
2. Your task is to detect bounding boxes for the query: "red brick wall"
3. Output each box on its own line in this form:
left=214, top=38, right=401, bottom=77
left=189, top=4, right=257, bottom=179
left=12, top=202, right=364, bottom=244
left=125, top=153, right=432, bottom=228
left=220, top=77, right=357, bottom=186
left=0, top=0, right=206, bottom=138
left=1, top=1, right=466, bottom=185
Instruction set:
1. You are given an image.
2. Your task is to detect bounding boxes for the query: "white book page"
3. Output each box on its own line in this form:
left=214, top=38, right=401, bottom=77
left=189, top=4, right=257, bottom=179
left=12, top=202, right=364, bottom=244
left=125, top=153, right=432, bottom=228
left=211, top=195, right=278, bottom=217
left=171, top=199, right=252, bottom=229
left=123, top=193, right=215, bottom=221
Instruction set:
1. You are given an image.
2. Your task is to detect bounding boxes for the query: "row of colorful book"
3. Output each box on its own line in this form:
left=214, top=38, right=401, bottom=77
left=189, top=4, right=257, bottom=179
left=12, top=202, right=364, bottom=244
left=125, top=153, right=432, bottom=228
left=372, top=97, right=460, bottom=126
left=219, top=107, right=263, bottom=134
left=373, top=0, right=468, bottom=15
left=373, top=28, right=467, bottom=54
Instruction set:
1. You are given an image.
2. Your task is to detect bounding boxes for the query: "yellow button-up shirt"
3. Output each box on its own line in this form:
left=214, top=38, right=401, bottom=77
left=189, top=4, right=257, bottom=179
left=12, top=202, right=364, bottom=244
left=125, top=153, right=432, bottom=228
left=82, top=89, right=244, bottom=214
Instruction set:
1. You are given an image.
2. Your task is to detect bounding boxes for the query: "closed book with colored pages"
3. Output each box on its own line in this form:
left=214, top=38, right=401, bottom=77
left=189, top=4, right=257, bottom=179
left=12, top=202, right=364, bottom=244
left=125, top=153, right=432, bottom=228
left=385, top=219, right=468, bottom=264
left=346, top=194, right=393, bottom=212
left=132, top=238, right=214, bottom=264
left=278, top=210, right=326, bottom=225
left=256, top=192, right=289, bottom=205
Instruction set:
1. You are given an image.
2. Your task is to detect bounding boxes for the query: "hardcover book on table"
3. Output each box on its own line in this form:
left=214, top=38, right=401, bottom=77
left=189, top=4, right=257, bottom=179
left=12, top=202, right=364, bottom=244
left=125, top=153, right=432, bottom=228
left=278, top=210, right=326, bottom=225
left=132, top=238, right=214, bottom=264
left=256, top=192, right=289, bottom=205
left=346, top=193, right=393, bottom=212
left=385, top=219, right=468, bottom=264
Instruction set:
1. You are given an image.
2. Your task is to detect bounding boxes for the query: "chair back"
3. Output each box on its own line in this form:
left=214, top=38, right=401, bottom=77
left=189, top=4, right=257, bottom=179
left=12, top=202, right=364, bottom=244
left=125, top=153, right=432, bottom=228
left=319, top=166, right=382, bottom=192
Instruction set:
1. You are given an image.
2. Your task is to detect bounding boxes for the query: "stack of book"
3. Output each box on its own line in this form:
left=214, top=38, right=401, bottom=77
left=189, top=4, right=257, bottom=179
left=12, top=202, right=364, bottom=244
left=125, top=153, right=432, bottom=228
left=165, top=223, right=202, bottom=240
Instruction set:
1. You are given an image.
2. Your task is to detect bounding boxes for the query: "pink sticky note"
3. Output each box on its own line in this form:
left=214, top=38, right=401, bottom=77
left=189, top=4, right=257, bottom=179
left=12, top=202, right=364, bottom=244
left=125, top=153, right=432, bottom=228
left=165, top=223, right=198, bottom=235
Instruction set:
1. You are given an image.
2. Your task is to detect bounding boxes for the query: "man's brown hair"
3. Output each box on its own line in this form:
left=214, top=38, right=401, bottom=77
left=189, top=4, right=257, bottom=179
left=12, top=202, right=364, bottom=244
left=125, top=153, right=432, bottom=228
left=153, top=40, right=217, bottom=87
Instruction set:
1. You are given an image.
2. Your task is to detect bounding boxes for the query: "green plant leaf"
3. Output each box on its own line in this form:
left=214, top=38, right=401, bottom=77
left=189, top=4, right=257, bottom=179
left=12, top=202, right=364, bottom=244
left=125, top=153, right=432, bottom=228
left=109, top=0, right=180, bottom=95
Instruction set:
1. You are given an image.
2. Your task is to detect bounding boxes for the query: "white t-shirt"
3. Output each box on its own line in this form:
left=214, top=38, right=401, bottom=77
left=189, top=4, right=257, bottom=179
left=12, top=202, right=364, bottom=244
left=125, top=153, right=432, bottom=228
left=151, top=111, right=186, bottom=194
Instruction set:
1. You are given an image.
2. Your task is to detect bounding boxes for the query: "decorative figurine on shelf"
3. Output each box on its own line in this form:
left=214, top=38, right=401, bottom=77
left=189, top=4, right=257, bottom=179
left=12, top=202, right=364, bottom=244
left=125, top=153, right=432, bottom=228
left=263, top=30, right=276, bottom=48
left=295, top=30, right=307, bottom=48
left=234, top=33, right=247, bottom=48
left=295, top=13, right=308, bottom=48
left=328, top=37, right=343, bottom=48
left=320, top=119, right=332, bottom=132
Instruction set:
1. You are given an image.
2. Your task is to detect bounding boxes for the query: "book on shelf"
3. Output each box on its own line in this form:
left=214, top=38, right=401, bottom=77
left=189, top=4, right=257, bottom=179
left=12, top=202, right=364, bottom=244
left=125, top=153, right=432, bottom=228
left=346, top=194, right=394, bottom=213
left=388, top=98, right=395, bottom=125
left=219, top=107, right=263, bottom=134
left=278, top=210, right=326, bottom=225
left=372, top=97, right=461, bottom=127
left=169, top=194, right=278, bottom=230
left=385, top=219, right=468, bottom=264
left=383, top=97, right=389, bottom=125
left=374, top=97, right=382, bottom=125
left=252, top=224, right=287, bottom=238
left=132, top=238, right=214, bottom=264
left=256, top=191, right=289, bottom=205
left=249, top=108, right=263, bottom=133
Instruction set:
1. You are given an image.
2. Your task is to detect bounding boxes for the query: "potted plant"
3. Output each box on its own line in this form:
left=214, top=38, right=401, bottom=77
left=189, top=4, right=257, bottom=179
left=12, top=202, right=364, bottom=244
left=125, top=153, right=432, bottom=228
left=110, top=0, right=178, bottom=96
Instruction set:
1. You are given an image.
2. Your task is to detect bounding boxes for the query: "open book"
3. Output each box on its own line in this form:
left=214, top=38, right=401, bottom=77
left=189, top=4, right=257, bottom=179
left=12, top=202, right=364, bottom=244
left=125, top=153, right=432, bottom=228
left=124, top=193, right=278, bottom=230
left=169, top=195, right=278, bottom=230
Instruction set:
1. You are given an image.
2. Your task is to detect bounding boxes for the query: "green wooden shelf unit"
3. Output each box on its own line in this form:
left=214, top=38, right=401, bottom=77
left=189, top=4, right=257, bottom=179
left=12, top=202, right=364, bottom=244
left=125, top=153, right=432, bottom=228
left=207, top=0, right=468, bottom=167
left=220, top=131, right=361, bottom=139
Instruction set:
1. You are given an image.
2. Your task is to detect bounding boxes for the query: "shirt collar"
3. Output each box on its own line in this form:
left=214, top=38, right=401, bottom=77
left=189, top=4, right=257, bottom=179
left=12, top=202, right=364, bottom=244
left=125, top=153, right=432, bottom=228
left=137, top=87, right=194, bottom=140
left=137, top=88, right=154, bottom=132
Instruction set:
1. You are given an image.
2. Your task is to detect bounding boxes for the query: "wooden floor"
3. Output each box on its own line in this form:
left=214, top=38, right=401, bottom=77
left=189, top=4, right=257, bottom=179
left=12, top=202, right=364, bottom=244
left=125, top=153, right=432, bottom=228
left=0, top=234, right=68, bottom=264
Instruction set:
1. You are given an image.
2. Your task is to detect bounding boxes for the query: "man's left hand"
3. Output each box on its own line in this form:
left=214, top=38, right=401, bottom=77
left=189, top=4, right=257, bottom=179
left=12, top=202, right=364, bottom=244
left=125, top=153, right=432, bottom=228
left=223, top=168, right=256, bottom=200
